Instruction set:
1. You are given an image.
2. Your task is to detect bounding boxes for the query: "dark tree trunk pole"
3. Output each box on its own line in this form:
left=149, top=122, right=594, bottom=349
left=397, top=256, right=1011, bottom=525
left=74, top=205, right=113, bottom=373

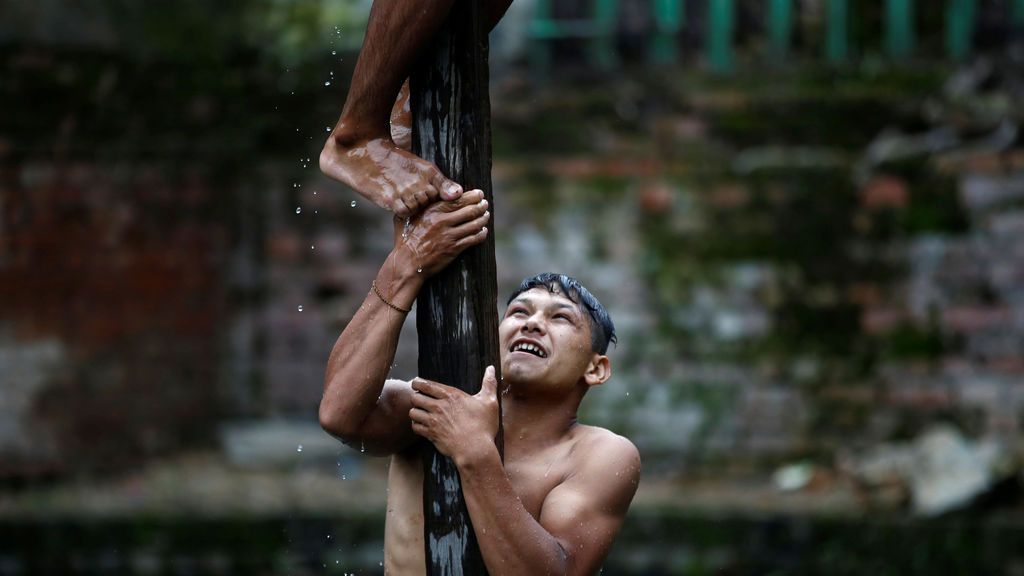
left=410, top=0, right=502, bottom=574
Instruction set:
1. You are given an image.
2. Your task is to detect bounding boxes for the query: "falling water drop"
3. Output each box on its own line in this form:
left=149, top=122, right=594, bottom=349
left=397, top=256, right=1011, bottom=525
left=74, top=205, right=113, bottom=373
left=297, top=445, right=303, bottom=452
left=350, top=200, right=357, bottom=207
left=324, top=81, right=331, bottom=86
left=298, top=305, right=304, bottom=312
left=295, top=207, right=302, bottom=214
left=311, top=245, right=315, bottom=250
left=325, top=126, right=332, bottom=132
left=417, top=268, right=423, bottom=273
left=332, top=50, right=337, bottom=55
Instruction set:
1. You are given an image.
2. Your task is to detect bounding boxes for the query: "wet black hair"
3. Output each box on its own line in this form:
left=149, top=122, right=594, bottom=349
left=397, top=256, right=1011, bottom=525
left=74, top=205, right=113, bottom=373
left=506, top=273, right=617, bottom=355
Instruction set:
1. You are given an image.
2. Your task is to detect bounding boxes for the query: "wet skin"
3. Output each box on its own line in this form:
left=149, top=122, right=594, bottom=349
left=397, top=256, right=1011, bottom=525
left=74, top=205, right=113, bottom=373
left=321, top=0, right=513, bottom=217
left=320, top=198, right=641, bottom=574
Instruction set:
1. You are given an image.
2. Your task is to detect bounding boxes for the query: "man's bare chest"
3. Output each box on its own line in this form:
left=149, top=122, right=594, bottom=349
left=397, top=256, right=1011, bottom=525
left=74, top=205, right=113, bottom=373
left=502, top=444, right=575, bottom=518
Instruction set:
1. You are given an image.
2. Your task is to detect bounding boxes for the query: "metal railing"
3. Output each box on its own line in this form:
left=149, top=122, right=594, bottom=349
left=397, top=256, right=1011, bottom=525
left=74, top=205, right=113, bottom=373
left=528, top=0, right=1024, bottom=73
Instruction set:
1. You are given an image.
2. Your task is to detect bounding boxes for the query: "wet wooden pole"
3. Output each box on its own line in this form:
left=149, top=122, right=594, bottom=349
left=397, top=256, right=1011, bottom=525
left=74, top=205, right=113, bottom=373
left=409, top=0, right=502, bottom=573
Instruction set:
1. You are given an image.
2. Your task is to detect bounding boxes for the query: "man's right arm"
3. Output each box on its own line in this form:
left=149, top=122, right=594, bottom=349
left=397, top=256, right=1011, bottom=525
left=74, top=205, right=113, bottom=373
left=319, top=190, right=490, bottom=455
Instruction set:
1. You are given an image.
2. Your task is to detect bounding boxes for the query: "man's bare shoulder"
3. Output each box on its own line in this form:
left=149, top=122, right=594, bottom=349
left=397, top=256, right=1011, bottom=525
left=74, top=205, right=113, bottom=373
left=568, top=424, right=641, bottom=476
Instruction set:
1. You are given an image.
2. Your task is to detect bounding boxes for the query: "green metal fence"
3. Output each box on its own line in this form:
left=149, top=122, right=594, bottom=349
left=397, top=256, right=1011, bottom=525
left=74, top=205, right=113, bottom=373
left=528, top=0, right=1024, bottom=74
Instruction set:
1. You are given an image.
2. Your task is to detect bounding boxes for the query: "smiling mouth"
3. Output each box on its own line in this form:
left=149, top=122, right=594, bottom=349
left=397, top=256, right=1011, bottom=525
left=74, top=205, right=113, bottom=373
left=510, top=341, right=547, bottom=358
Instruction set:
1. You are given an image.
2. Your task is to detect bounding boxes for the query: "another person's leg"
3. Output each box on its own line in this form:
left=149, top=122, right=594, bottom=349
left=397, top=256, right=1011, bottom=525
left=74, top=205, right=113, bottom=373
left=324, top=0, right=515, bottom=215
left=321, top=0, right=458, bottom=216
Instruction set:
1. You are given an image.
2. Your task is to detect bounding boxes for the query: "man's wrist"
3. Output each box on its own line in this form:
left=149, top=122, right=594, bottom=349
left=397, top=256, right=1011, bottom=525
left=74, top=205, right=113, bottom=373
left=454, top=439, right=500, bottom=473
left=391, top=244, right=425, bottom=282
left=377, top=247, right=423, bottom=309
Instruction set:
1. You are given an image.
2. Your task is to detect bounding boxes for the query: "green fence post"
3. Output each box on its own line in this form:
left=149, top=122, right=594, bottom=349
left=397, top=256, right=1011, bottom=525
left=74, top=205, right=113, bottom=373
left=945, top=0, right=975, bottom=60
left=767, top=0, right=793, bottom=63
left=1012, top=0, right=1024, bottom=29
left=825, top=0, right=849, bottom=64
left=651, top=0, right=684, bottom=64
left=592, top=0, right=618, bottom=70
left=529, top=0, right=553, bottom=77
left=708, top=0, right=735, bottom=73
left=886, top=0, right=914, bottom=60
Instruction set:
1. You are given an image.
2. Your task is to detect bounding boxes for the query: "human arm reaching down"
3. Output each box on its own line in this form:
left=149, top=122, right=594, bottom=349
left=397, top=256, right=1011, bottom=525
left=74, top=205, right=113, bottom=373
left=318, top=190, right=491, bottom=455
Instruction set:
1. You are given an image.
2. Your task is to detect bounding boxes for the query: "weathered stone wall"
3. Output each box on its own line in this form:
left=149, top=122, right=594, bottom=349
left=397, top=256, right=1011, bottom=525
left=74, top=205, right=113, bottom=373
left=0, top=161, right=229, bottom=475
left=2, top=10, right=1023, bottom=484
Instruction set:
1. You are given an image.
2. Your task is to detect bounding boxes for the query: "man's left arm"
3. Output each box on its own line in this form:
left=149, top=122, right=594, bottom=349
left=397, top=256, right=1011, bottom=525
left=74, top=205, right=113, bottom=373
left=408, top=371, right=641, bottom=575
left=461, top=432, right=639, bottom=575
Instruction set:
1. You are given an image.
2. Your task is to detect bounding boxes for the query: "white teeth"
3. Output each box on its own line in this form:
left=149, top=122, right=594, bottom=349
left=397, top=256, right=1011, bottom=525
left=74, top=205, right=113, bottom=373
left=512, top=342, right=546, bottom=357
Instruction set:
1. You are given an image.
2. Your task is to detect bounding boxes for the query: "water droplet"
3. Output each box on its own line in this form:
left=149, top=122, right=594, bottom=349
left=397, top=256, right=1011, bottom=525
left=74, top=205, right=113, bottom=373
left=324, top=81, right=331, bottom=86
left=295, top=207, right=302, bottom=214
left=298, top=305, right=304, bottom=312
left=325, top=126, right=332, bottom=132
left=313, top=191, right=318, bottom=195
left=350, top=200, right=357, bottom=207
left=417, top=268, right=423, bottom=273
left=625, top=391, right=630, bottom=397
left=297, top=445, right=303, bottom=452
left=332, top=50, right=337, bottom=55
left=310, top=245, right=315, bottom=250
left=327, top=535, right=332, bottom=539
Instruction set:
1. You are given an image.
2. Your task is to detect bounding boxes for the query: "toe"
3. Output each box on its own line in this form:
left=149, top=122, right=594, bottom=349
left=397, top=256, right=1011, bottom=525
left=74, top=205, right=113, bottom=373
left=427, top=168, right=462, bottom=201
left=440, top=181, right=463, bottom=201
left=393, top=199, right=412, bottom=217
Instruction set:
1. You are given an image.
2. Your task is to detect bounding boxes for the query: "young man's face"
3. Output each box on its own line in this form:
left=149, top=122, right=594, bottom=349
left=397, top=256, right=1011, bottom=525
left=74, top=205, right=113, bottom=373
left=498, top=287, right=599, bottom=393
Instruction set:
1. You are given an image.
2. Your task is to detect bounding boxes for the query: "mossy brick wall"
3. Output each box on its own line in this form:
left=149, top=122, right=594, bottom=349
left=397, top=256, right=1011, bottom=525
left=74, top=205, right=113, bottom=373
left=489, top=65, right=1024, bottom=464
left=0, top=43, right=354, bottom=477
left=3, top=11, right=1024, bottom=481
left=0, top=161, right=227, bottom=475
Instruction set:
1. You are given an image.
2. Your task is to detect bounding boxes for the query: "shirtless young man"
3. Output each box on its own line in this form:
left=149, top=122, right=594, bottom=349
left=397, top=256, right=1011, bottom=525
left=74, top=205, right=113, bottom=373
left=320, top=0, right=514, bottom=217
left=318, top=194, right=641, bottom=573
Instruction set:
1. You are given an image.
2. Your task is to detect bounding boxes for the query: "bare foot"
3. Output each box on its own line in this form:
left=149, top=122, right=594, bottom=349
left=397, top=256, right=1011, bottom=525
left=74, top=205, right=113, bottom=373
left=321, top=81, right=462, bottom=217
left=320, top=133, right=462, bottom=217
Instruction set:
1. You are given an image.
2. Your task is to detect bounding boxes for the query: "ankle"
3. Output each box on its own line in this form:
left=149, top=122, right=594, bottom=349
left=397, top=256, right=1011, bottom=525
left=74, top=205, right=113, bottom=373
left=329, top=118, right=388, bottom=149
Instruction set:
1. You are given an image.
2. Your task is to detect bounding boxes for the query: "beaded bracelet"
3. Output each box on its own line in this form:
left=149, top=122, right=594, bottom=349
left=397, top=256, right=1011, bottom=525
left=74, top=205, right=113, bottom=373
left=371, top=280, right=411, bottom=314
